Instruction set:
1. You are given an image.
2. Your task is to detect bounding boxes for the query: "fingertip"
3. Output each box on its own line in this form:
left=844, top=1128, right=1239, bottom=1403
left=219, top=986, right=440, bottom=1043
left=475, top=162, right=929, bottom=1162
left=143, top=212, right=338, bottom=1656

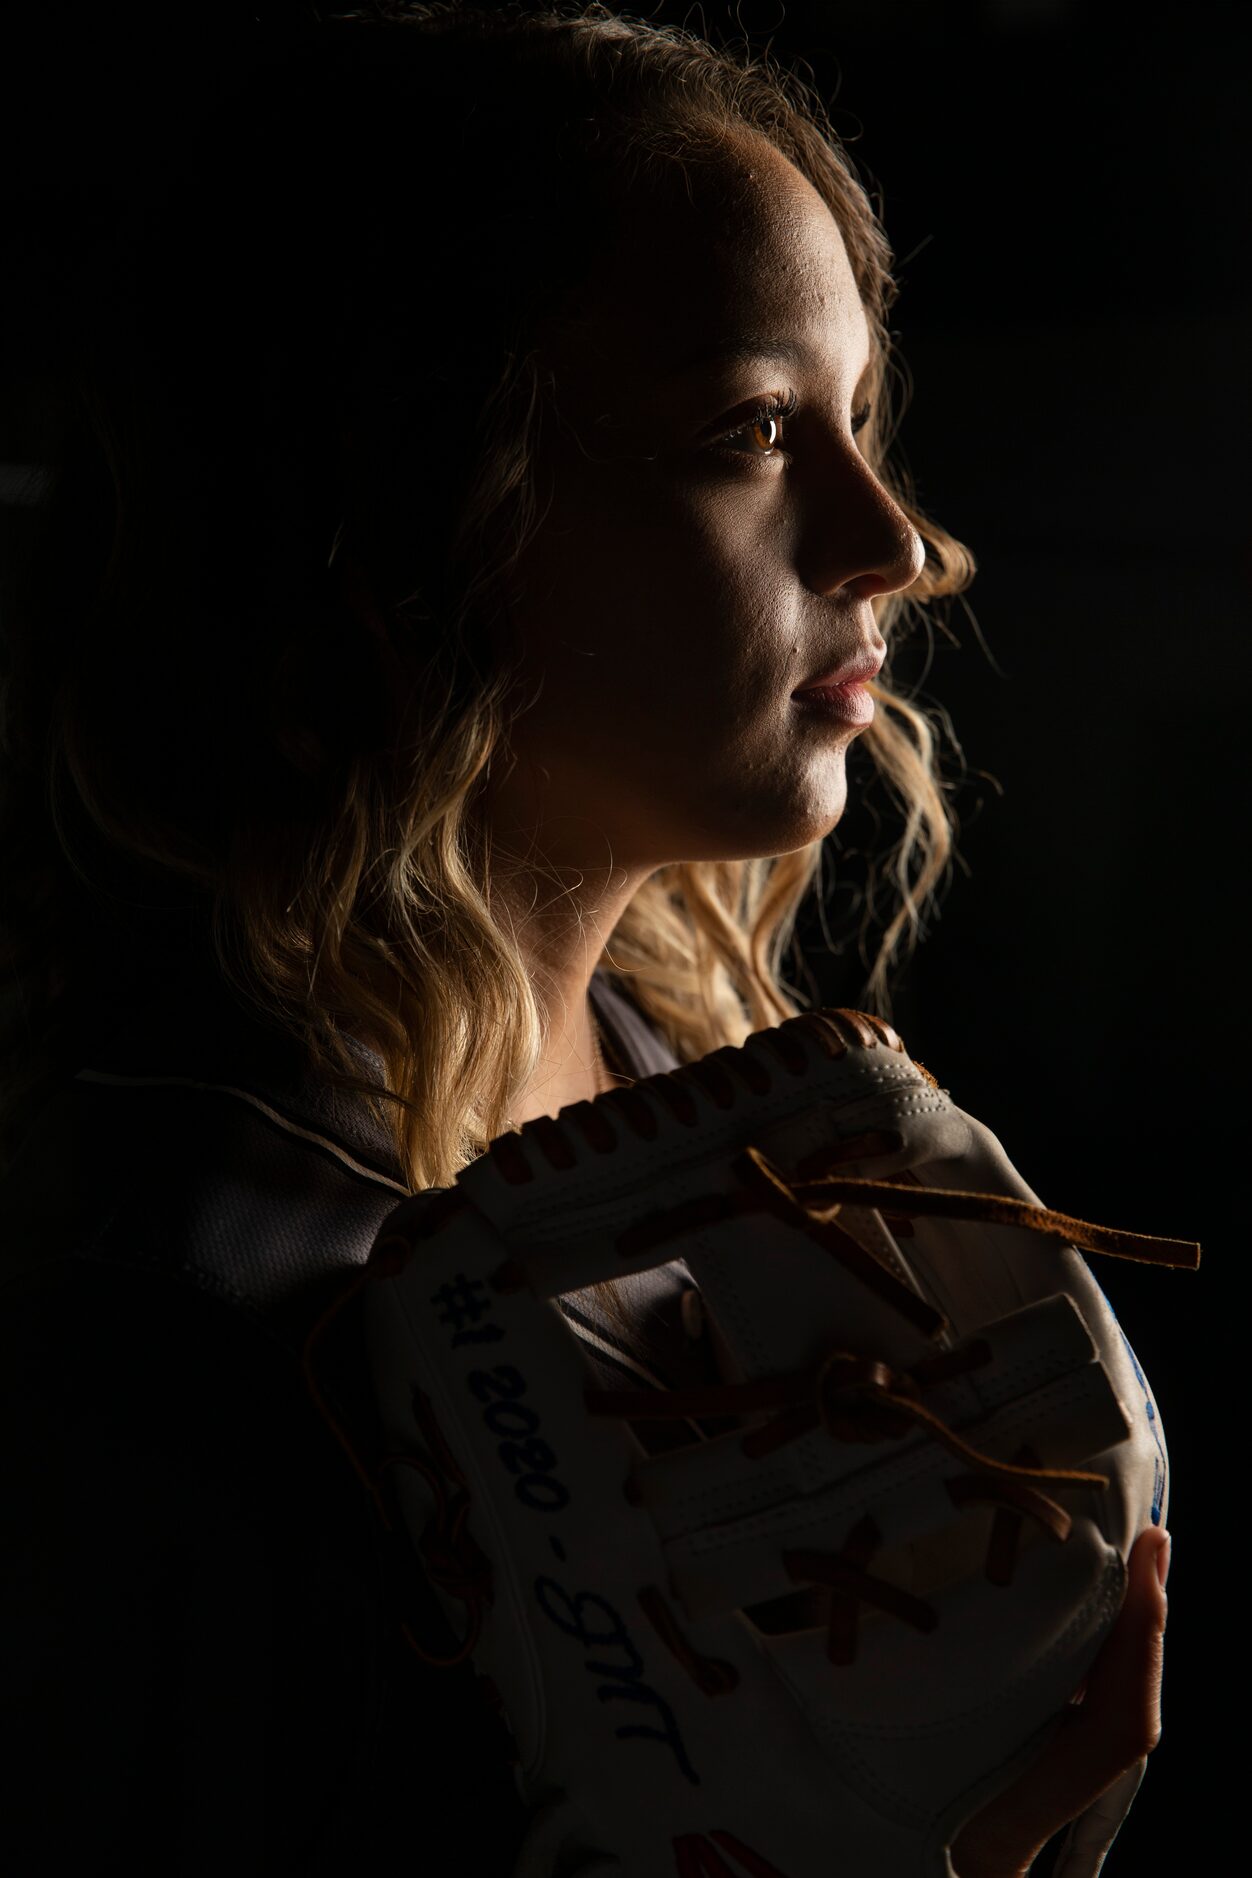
left=1138, top=1527, right=1171, bottom=1629
left=1155, top=1527, right=1171, bottom=1591
left=1074, top=1533, right=1166, bottom=1765
left=1128, top=1525, right=1170, bottom=1605
left=1084, top=1531, right=1167, bottom=1711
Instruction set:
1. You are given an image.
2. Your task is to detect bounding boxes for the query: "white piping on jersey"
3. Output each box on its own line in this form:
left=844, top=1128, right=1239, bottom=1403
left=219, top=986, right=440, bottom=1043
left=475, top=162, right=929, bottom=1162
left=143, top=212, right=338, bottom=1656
left=76, top=1068, right=697, bottom=1427
left=74, top=1069, right=411, bottom=1197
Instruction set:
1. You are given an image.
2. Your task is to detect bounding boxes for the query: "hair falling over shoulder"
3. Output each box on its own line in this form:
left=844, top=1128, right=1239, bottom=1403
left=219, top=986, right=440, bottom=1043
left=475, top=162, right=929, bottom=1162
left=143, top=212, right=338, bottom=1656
left=0, top=2, right=977, bottom=1209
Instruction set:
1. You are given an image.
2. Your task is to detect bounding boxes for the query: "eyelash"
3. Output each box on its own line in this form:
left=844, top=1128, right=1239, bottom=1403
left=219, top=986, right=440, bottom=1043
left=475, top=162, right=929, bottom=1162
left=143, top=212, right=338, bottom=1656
left=712, top=390, right=873, bottom=463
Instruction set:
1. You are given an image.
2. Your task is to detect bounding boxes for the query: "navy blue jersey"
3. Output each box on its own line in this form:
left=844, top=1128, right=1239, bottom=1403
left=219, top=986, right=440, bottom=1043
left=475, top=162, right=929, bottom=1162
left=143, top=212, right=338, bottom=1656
left=0, top=960, right=719, bottom=1873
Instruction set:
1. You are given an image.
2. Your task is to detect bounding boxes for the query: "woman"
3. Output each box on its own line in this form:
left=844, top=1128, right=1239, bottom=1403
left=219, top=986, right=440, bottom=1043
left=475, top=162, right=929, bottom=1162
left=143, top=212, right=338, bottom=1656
left=0, top=4, right=1166, bottom=1872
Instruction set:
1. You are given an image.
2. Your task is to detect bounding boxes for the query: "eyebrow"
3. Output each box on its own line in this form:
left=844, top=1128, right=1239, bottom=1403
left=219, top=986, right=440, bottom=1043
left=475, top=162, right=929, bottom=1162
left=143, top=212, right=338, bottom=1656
left=665, top=333, right=873, bottom=382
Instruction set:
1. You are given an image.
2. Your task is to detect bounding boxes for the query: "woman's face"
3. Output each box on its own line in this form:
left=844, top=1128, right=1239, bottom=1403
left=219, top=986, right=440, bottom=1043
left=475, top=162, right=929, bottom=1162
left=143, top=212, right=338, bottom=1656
left=486, top=130, right=925, bottom=884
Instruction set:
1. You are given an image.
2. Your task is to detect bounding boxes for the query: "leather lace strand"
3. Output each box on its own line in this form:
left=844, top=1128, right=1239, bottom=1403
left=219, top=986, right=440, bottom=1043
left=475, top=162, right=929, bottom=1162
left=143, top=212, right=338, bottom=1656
left=788, top=1168, right=1201, bottom=1271
left=588, top=1342, right=1109, bottom=1498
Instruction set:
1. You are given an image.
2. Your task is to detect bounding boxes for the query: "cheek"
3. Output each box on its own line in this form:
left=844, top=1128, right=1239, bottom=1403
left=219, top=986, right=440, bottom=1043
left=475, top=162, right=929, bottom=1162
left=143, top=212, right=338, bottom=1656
left=496, top=448, right=859, bottom=855
left=552, top=500, right=790, bottom=712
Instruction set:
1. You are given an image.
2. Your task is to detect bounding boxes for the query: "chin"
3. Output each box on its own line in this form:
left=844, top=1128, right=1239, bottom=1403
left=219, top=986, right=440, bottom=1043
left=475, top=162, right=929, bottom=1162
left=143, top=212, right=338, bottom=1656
left=789, top=780, right=850, bottom=846
left=748, top=802, right=849, bottom=861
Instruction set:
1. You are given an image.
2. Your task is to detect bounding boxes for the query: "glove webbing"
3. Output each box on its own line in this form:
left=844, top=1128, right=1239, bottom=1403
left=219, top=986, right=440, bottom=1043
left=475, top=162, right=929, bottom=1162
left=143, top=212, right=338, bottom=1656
left=570, top=1128, right=1193, bottom=1509
left=587, top=1342, right=1096, bottom=1493
left=581, top=1136, right=1195, bottom=1677
left=589, top=1338, right=1079, bottom=1672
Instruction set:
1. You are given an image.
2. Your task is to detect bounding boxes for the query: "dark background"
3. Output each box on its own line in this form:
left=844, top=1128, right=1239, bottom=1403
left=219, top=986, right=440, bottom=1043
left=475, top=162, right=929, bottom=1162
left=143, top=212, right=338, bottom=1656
left=1, top=0, right=1244, bottom=1867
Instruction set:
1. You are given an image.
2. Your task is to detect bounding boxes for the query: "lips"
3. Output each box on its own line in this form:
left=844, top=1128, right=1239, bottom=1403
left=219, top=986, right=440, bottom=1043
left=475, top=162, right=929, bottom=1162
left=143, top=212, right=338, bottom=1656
left=793, top=649, right=885, bottom=696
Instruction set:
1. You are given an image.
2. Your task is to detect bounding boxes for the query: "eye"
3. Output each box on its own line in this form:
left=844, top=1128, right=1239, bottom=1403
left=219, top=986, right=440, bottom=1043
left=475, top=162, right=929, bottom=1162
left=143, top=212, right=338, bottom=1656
left=716, top=390, right=798, bottom=459
left=711, top=391, right=873, bottom=464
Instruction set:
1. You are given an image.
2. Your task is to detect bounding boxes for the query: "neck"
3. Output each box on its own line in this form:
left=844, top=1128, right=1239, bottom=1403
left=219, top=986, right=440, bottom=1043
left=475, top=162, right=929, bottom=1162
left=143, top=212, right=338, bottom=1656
left=487, top=891, right=641, bottom=1124
left=471, top=770, right=662, bottom=1122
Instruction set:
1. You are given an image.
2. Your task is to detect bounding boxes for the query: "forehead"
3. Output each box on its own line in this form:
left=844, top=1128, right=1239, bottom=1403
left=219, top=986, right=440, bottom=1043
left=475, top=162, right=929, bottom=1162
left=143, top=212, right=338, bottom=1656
left=542, top=129, right=870, bottom=391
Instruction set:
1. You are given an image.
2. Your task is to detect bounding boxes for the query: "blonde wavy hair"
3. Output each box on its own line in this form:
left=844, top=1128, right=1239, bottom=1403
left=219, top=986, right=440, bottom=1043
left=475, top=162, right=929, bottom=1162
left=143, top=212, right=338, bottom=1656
left=0, top=0, right=977, bottom=1209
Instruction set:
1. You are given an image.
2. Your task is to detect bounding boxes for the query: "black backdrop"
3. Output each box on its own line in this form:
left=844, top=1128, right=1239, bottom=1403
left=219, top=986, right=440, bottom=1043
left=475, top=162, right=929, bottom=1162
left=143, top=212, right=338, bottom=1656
left=1, top=1, right=1245, bottom=1868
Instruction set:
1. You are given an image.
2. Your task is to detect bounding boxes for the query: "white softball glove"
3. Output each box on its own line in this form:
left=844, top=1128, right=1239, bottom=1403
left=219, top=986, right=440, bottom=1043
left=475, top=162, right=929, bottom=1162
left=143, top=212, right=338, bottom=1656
left=308, top=1006, right=1197, bottom=1877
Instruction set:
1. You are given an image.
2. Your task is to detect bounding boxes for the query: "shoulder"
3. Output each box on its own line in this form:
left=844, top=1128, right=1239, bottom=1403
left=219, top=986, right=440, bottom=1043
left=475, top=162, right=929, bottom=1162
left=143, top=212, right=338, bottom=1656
left=0, top=1025, right=392, bottom=1565
left=0, top=962, right=410, bottom=1354
left=0, top=963, right=688, bottom=1363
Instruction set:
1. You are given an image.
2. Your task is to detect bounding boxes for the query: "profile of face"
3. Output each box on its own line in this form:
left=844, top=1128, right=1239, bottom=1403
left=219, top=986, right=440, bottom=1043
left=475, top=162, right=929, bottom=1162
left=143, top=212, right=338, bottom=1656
left=484, top=129, right=926, bottom=891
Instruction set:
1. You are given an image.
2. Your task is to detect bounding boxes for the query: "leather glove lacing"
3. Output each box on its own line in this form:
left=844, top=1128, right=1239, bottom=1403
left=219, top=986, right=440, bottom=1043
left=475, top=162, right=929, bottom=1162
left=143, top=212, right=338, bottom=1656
left=302, top=1008, right=1199, bottom=1686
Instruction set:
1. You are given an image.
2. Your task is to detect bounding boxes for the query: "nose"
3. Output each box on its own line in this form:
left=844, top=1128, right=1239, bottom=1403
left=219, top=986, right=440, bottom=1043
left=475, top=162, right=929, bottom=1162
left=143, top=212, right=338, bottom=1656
left=806, top=451, right=926, bottom=604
